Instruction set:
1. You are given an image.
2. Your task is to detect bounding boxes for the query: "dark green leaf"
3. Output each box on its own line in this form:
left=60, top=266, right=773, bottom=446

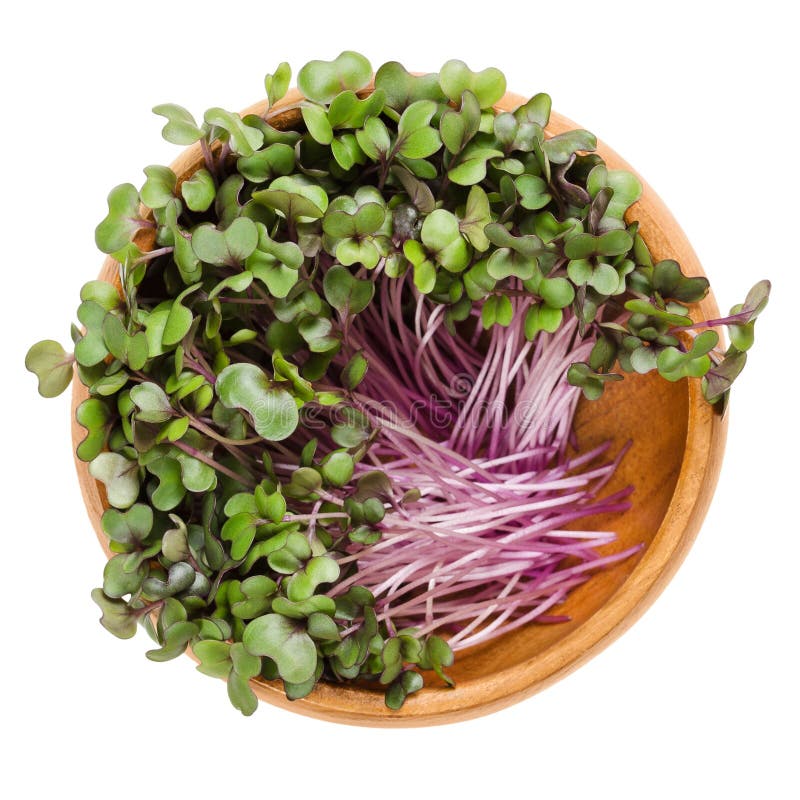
left=216, top=363, right=299, bottom=441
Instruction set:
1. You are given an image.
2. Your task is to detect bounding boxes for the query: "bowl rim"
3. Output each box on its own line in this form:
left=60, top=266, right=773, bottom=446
left=71, top=84, right=727, bottom=727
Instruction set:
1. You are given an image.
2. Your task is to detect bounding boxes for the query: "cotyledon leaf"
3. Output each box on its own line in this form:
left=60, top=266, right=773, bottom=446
left=242, top=614, right=318, bottom=684
left=216, top=363, right=299, bottom=441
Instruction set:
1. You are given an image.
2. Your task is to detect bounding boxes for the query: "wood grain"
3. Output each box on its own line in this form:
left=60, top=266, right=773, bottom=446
left=72, top=86, right=727, bottom=726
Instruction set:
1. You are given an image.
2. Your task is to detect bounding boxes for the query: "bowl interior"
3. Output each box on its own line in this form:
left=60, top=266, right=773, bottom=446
left=440, top=371, right=689, bottom=680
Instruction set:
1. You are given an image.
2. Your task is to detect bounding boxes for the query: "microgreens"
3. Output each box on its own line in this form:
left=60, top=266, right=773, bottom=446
left=26, top=53, right=767, bottom=716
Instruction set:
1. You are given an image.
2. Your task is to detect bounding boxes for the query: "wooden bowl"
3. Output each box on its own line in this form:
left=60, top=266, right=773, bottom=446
left=72, top=86, right=727, bottom=726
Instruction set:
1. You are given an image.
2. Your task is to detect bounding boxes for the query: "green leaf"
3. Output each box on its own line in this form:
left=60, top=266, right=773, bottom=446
left=142, top=562, right=195, bottom=598
left=741, top=279, right=771, bottom=320
left=624, top=299, right=692, bottom=327
left=297, top=51, right=372, bottom=104
left=355, top=117, right=392, bottom=161
left=439, top=59, right=506, bottom=108
left=336, top=239, right=381, bottom=270
left=448, top=144, right=503, bottom=186
left=207, top=272, right=254, bottom=302
left=286, top=557, right=341, bottom=602
left=729, top=319, right=754, bottom=351
left=25, top=340, right=73, bottom=397
left=103, top=554, right=147, bottom=598
left=440, top=91, right=481, bottom=155
left=246, top=224, right=303, bottom=298
left=152, top=104, right=204, bottom=145
left=391, top=165, right=435, bottom=214
left=227, top=670, right=258, bottom=716
left=215, top=174, right=245, bottom=228
left=590, top=335, right=619, bottom=371
left=80, top=280, right=121, bottom=311
left=543, top=130, right=597, bottom=164
left=141, top=165, right=176, bottom=209
left=524, top=304, right=562, bottom=338
left=194, top=640, right=232, bottom=679
left=162, top=300, right=193, bottom=348
left=703, top=351, right=747, bottom=404
left=323, top=264, right=375, bottom=314
left=322, top=209, right=356, bottom=239
left=564, top=234, right=597, bottom=261
left=216, top=363, right=299, bottom=441
left=301, top=103, right=334, bottom=145
left=463, top=258, right=496, bottom=300
left=375, top=62, right=445, bottom=110
left=101, top=314, right=127, bottom=361
left=75, top=398, right=111, bottom=461
left=597, top=229, right=633, bottom=257
left=181, top=168, right=216, bottom=212
left=161, top=516, right=190, bottom=562
left=330, top=133, right=365, bottom=170
left=204, top=107, right=263, bottom=157
left=482, top=294, right=514, bottom=328
left=261, top=489, right=287, bottom=525
left=74, top=300, right=109, bottom=366
left=231, top=577, right=277, bottom=620
left=385, top=670, right=424, bottom=710
left=328, top=89, right=385, bottom=129
left=91, top=589, right=138, bottom=639
left=298, top=316, right=339, bottom=354
left=495, top=295, right=514, bottom=326
left=352, top=200, right=387, bottom=235
left=487, top=248, right=537, bottom=281
left=221, top=512, right=258, bottom=560
left=265, top=62, right=291, bottom=107
left=101, top=503, right=153, bottom=546
left=459, top=185, right=492, bottom=251
left=237, top=143, right=296, bottom=183
left=407, top=246, right=436, bottom=294
left=89, top=452, right=140, bottom=509
left=130, top=382, right=173, bottom=423
left=341, top=350, right=368, bottom=390
left=515, top=174, right=551, bottom=210
left=321, top=451, right=354, bottom=487
left=330, top=408, right=370, bottom=448
left=587, top=166, right=642, bottom=230
left=421, top=635, right=455, bottom=686
left=225, top=492, right=258, bottom=517
left=656, top=329, right=718, bottom=382
left=272, top=351, right=315, bottom=402
left=630, top=344, right=658, bottom=374
left=539, top=277, right=575, bottom=308
left=588, top=262, right=621, bottom=295
left=323, top=195, right=386, bottom=260
left=380, top=637, right=403, bottom=684
left=650, top=260, right=708, bottom=304
left=243, top=614, right=318, bottom=684
left=420, top=209, right=471, bottom=272
left=164, top=200, right=201, bottom=284
left=144, top=457, right=185, bottom=511
left=567, top=362, right=623, bottom=400
left=252, top=176, right=328, bottom=222
left=494, top=111, right=542, bottom=153
left=307, top=612, right=340, bottom=642
left=174, top=441, right=217, bottom=493
left=396, top=100, right=441, bottom=159
left=514, top=93, right=552, bottom=127
left=192, top=217, right=258, bottom=266
left=95, top=183, right=142, bottom=254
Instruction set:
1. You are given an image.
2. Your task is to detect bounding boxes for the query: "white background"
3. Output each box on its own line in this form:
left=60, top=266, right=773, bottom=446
left=2, top=1, right=797, bottom=797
